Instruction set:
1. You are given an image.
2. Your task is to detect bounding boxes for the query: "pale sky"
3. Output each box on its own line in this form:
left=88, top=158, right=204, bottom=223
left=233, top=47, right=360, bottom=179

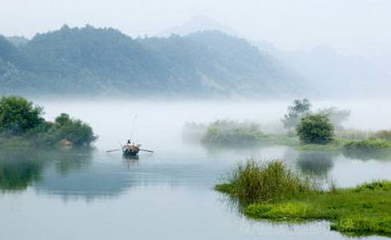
left=1, top=0, right=390, bottom=55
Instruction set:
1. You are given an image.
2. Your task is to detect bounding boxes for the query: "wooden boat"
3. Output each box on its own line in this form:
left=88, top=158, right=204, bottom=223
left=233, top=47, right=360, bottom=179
left=122, top=144, right=141, bottom=157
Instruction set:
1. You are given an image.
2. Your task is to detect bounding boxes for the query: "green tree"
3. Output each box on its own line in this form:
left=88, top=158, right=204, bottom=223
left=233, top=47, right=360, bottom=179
left=282, top=98, right=311, bottom=131
left=296, top=114, right=334, bottom=144
left=0, top=96, right=44, bottom=135
left=47, top=113, right=96, bottom=146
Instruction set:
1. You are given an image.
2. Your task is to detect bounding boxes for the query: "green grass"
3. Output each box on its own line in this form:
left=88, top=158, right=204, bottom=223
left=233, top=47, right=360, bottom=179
left=215, top=161, right=313, bottom=204
left=216, top=161, right=391, bottom=237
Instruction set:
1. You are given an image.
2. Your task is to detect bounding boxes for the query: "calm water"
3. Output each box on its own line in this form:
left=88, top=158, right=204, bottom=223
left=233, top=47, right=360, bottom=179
left=0, top=100, right=390, bottom=240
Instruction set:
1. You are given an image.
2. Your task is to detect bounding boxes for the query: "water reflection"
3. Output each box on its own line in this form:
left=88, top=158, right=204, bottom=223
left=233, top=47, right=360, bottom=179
left=342, top=148, right=391, bottom=161
left=0, top=148, right=92, bottom=192
left=0, top=150, right=44, bottom=191
left=296, top=151, right=334, bottom=177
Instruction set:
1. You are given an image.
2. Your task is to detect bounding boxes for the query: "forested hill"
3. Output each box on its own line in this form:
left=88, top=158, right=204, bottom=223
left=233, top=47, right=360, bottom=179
left=0, top=25, right=303, bottom=97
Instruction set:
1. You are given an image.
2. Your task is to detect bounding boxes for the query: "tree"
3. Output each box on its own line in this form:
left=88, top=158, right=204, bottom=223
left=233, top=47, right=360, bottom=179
left=0, top=96, right=44, bottom=135
left=282, top=98, right=311, bottom=131
left=47, top=113, right=96, bottom=146
left=296, top=114, right=334, bottom=144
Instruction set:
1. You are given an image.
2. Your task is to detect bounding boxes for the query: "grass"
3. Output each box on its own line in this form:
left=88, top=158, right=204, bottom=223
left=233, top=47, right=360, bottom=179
left=216, top=161, right=391, bottom=237
left=215, top=161, right=313, bottom=204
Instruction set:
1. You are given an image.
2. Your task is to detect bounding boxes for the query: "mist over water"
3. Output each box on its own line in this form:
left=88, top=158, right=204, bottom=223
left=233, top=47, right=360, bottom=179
left=0, top=99, right=390, bottom=240
left=39, top=98, right=391, bottom=148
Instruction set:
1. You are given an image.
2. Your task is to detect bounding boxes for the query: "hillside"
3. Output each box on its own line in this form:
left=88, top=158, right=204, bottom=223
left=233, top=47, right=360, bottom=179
left=0, top=25, right=303, bottom=97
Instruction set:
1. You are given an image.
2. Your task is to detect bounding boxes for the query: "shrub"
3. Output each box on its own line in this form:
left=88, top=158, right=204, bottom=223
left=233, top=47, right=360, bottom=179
left=0, top=96, right=44, bottom=135
left=202, top=120, right=264, bottom=146
left=42, top=113, right=97, bottom=146
left=216, top=161, right=312, bottom=204
left=296, top=114, right=334, bottom=144
left=0, top=97, right=96, bottom=147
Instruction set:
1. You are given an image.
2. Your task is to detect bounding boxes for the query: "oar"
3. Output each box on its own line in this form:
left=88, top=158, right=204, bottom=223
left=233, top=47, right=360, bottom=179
left=106, top=149, right=121, bottom=153
left=140, top=149, right=154, bottom=153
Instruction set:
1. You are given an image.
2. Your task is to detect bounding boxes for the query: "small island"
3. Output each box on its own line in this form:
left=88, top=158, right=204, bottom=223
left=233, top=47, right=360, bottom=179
left=0, top=96, right=96, bottom=147
left=216, top=161, right=391, bottom=237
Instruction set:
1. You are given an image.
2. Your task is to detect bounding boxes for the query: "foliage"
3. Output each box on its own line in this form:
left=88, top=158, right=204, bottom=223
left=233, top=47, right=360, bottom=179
left=0, top=96, right=44, bottom=135
left=0, top=97, right=96, bottom=147
left=201, top=120, right=264, bottom=146
left=243, top=181, right=391, bottom=237
left=216, top=161, right=312, bottom=204
left=0, top=26, right=301, bottom=96
left=296, top=114, right=334, bottom=144
left=282, top=98, right=311, bottom=131
left=38, top=113, right=97, bottom=146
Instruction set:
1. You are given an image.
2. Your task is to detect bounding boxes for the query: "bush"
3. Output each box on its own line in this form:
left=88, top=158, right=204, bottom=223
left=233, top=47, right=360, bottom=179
left=296, top=114, right=334, bottom=144
left=202, top=120, right=264, bottom=146
left=41, top=113, right=97, bottom=146
left=0, top=96, right=96, bottom=147
left=216, top=161, right=312, bottom=204
left=0, top=96, right=44, bottom=135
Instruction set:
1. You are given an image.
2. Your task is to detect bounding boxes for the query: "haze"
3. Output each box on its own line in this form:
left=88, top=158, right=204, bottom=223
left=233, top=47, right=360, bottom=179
left=2, top=0, right=391, bottom=56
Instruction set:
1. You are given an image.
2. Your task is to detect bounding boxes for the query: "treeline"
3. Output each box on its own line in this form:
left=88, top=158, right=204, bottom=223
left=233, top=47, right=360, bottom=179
left=0, top=96, right=96, bottom=147
left=0, top=25, right=302, bottom=97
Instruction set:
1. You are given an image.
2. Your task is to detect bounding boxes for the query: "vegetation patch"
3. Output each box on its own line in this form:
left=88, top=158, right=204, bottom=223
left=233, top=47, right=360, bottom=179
left=216, top=161, right=391, bottom=237
left=296, top=114, right=334, bottom=144
left=201, top=120, right=265, bottom=147
left=0, top=96, right=96, bottom=147
left=215, top=161, right=313, bottom=204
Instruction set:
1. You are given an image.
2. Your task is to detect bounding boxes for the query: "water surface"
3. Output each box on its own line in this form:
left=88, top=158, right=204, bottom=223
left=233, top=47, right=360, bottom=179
left=0, top=100, right=390, bottom=240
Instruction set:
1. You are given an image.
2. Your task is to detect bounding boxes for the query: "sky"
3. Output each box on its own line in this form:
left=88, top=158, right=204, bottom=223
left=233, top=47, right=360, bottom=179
left=1, top=0, right=390, bottom=55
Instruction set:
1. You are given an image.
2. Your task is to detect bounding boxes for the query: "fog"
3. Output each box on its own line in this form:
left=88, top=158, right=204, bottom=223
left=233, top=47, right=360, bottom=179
left=39, top=99, right=391, bottom=150
left=2, top=2, right=391, bottom=239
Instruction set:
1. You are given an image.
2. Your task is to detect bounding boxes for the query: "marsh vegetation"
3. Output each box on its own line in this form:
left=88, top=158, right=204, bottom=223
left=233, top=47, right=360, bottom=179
left=216, top=161, right=391, bottom=237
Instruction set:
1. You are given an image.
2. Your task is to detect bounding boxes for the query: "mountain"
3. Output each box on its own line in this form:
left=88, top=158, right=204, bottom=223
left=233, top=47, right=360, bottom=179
left=0, top=25, right=304, bottom=97
left=159, top=15, right=237, bottom=37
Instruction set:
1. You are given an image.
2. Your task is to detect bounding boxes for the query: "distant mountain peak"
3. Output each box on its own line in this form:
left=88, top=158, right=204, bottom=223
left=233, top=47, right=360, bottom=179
left=159, top=15, right=237, bottom=37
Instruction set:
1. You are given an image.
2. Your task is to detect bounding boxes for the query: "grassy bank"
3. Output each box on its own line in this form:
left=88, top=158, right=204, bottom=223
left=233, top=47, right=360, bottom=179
left=216, top=161, right=391, bottom=237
